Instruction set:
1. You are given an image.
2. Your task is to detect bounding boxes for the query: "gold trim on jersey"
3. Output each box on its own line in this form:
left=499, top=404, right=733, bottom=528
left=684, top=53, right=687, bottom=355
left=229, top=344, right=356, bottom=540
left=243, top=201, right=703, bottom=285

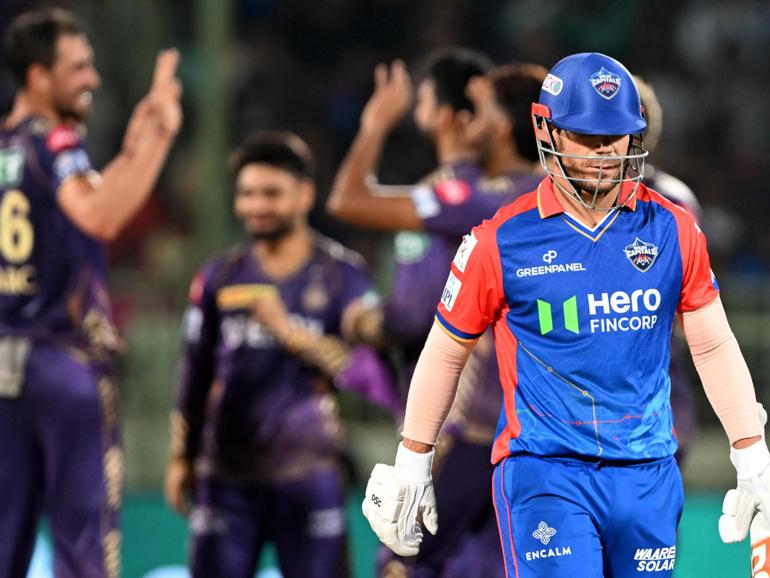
left=103, top=446, right=124, bottom=510
left=561, top=209, right=621, bottom=243
left=103, top=529, right=121, bottom=578
left=168, top=410, right=189, bottom=461
left=216, top=284, right=278, bottom=310
left=434, top=316, right=480, bottom=343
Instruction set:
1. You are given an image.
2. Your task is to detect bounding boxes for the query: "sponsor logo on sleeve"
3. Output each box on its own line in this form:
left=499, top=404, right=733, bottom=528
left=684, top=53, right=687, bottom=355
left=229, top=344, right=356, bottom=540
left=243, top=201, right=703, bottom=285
left=188, top=273, right=204, bottom=304
left=46, top=125, right=80, bottom=153
left=440, top=271, right=462, bottom=312
left=434, top=179, right=471, bottom=206
left=182, top=306, right=203, bottom=343
left=53, top=149, right=92, bottom=183
left=452, top=233, right=477, bottom=273
left=411, top=184, right=441, bottom=219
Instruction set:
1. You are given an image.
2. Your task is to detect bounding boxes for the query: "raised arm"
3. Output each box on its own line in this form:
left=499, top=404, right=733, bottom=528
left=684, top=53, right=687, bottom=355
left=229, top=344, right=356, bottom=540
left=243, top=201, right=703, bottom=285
left=58, top=49, right=182, bottom=241
left=326, top=60, right=422, bottom=231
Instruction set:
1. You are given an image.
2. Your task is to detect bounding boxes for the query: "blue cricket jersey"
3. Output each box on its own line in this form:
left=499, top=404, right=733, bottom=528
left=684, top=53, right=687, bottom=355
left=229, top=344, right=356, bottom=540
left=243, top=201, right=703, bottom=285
left=436, top=177, right=719, bottom=462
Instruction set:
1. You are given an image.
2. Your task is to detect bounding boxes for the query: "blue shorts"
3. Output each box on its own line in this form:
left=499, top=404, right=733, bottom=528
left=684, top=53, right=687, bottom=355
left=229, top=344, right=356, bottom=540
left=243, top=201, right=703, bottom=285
left=492, top=454, right=683, bottom=577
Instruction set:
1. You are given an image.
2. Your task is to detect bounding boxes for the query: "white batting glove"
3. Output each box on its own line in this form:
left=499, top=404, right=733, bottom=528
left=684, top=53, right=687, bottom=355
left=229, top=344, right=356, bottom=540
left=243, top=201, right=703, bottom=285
left=362, top=442, right=438, bottom=556
left=720, top=403, right=770, bottom=543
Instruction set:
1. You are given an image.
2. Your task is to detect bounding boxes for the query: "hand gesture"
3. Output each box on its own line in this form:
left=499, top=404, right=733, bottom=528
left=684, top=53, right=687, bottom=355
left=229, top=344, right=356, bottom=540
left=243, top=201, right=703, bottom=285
left=360, top=60, right=413, bottom=136
left=123, top=49, right=182, bottom=151
left=252, top=291, right=292, bottom=341
left=164, top=458, right=195, bottom=517
left=464, top=74, right=502, bottom=147
left=146, top=48, right=183, bottom=136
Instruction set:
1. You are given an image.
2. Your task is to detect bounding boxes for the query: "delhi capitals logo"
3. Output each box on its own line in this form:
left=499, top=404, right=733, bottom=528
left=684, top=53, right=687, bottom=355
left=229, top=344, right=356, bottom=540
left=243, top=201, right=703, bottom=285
left=589, top=67, right=622, bottom=100
left=624, top=237, right=659, bottom=272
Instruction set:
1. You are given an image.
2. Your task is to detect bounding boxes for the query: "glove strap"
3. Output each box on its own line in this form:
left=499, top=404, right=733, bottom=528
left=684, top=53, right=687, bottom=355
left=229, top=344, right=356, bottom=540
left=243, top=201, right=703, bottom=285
left=395, top=442, right=434, bottom=484
left=731, top=441, right=770, bottom=479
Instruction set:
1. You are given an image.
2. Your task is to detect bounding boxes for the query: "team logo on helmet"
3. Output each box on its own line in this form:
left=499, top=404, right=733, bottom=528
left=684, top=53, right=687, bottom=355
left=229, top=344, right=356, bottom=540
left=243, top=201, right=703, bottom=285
left=542, top=73, right=563, bottom=96
left=589, top=67, right=622, bottom=100
left=624, top=237, right=658, bottom=272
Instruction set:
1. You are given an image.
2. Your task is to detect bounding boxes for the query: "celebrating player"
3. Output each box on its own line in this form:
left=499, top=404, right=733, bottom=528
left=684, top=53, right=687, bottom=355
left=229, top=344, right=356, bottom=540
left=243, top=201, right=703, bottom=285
left=329, top=50, right=546, bottom=577
left=165, top=131, right=396, bottom=578
left=636, top=75, right=704, bottom=467
left=362, top=52, right=767, bottom=577
left=0, top=8, right=181, bottom=578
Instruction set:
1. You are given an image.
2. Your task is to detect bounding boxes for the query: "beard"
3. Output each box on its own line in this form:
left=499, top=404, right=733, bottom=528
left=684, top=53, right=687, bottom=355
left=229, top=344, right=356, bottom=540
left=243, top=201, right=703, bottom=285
left=53, top=92, right=91, bottom=122
left=561, top=162, right=623, bottom=198
left=248, top=219, right=295, bottom=242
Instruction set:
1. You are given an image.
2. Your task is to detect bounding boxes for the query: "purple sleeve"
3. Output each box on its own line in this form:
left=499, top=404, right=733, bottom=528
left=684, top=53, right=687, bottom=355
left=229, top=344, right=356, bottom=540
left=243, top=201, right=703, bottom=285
left=335, top=346, right=403, bottom=419
left=175, top=267, right=219, bottom=461
left=41, top=125, right=94, bottom=196
left=381, top=233, right=454, bottom=344
left=411, top=164, right=498, bottom=238
left=338, top=258, right=372, bottom=306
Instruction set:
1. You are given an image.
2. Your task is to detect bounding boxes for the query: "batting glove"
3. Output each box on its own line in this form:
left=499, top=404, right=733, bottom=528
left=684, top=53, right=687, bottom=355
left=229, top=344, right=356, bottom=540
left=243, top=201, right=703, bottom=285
left=362, top=442, right=438, bottom=556
left=720, top=404, right=770, bottom=543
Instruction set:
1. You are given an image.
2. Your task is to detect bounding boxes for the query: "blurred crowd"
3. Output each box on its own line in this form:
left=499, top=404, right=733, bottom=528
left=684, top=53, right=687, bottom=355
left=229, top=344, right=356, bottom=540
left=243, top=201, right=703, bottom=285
left=2, top=0, right=770, bottom=280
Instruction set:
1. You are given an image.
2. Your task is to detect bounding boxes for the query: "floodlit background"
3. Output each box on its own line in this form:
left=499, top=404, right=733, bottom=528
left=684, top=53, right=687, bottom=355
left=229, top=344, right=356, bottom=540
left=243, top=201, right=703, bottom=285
left=1, top=0, right=769, bottom=576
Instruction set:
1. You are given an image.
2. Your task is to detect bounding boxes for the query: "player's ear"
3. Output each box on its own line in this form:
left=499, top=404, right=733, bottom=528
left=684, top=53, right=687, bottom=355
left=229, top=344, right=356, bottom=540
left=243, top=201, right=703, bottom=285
left=27, top=63, right=52, bottom=95
left=298, top=179, right=315, bottom=212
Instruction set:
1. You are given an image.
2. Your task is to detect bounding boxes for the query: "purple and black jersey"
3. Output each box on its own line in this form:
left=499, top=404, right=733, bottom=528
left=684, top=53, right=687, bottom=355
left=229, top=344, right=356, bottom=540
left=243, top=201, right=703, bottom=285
left=386, top=161, right=541, bottom=346
left=386, top=161, right=541, bottom=441
left=177, top=235, right=371, bottom=481
left=0, top=117, right=117, bottom=361
left=644, top=164, right=702, bottom=458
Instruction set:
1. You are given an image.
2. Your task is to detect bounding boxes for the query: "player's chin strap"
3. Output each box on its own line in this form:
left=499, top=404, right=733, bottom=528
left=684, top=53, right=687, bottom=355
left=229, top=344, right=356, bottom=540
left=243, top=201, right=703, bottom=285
left=548, top=145, right=646, bottom=213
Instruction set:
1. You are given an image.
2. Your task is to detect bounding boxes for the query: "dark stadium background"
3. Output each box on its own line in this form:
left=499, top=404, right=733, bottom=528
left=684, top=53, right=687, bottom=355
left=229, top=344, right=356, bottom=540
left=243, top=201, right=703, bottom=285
left=1, top=0, right=767, bottom=576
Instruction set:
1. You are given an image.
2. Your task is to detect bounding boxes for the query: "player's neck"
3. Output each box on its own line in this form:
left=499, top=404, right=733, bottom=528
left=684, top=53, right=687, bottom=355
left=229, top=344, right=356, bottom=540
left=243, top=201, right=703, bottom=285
left=486, top=148, right=537, bottom=178
left=252, top=226, right=314, bottom=280
left=4, top=92, right=62, bottom=128
left=434, top=131, right=476, bottom=165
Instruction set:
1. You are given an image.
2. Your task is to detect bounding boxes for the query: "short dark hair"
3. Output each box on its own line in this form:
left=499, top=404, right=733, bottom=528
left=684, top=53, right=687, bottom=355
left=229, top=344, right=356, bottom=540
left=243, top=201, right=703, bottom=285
left=4, top=8, right=85, bottom=86
left=229, top=131, right=315, bottom=181
left=420, top=47, right=493, bottom=113
left=491, top=63, right=548, bottom=162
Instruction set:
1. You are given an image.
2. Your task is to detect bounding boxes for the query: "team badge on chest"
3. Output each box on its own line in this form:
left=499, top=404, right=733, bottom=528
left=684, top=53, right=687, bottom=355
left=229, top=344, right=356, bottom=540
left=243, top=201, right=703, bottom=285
left=624, top=237, right=658, bottom=272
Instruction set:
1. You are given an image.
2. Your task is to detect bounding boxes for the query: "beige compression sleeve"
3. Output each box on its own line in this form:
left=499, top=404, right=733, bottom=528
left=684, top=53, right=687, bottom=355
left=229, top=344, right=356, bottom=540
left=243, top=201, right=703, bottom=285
left=401, top=322, right=477, bottom=445
left=681, top=296, right=762, bottom=444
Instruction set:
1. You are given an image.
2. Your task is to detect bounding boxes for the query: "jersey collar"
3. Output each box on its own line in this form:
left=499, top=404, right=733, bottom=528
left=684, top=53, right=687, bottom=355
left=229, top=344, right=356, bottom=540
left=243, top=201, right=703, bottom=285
left=537, top=177, right=639, bottom=218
